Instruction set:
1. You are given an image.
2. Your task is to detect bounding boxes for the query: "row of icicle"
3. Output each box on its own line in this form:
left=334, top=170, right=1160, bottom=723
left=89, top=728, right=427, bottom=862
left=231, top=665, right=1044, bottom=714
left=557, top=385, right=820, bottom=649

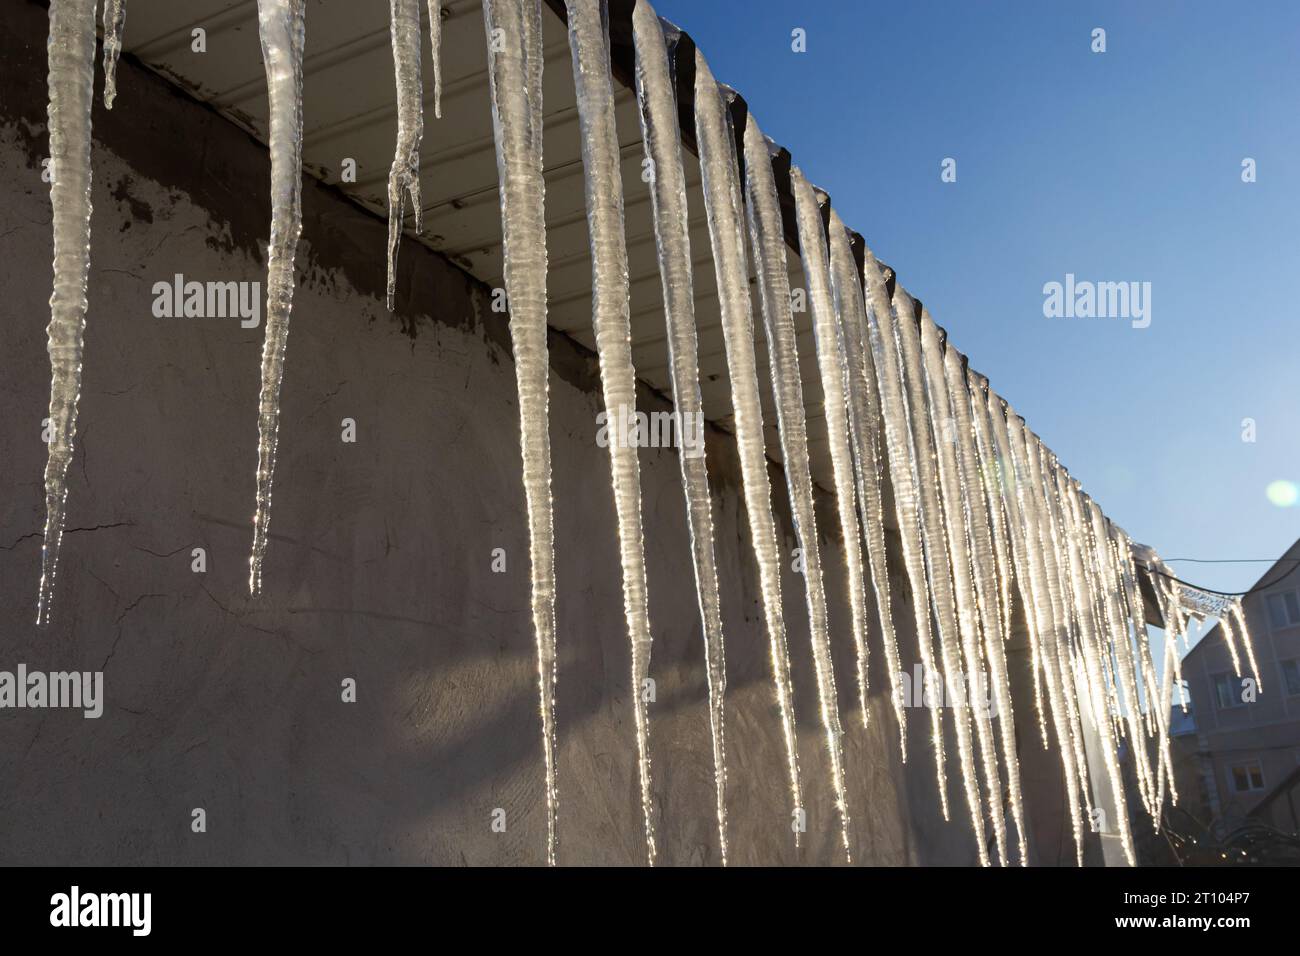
left=36, top=0, right=1259, bottom=867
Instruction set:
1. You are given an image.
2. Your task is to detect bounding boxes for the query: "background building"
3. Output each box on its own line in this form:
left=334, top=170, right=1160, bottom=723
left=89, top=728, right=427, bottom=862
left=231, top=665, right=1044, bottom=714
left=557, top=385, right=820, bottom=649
left=1174, top=537, right=1300, bottom=843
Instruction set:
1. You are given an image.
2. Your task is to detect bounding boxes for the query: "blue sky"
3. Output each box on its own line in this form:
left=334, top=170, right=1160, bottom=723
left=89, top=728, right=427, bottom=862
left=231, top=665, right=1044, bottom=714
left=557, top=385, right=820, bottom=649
left=652, top=0, right=1300, bottom=599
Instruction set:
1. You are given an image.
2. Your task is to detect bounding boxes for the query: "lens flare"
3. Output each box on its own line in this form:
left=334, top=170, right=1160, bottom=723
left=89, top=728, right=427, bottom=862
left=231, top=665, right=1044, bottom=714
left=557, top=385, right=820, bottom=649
left=1266, top=480, right=1298, bottom=508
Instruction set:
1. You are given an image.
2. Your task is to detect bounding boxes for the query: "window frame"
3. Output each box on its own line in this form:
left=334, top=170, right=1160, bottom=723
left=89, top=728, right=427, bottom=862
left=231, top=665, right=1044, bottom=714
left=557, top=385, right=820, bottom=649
left=1267, top=589, right=1300, bottom=629
left=1229, top=761, right=1265, bottom=794
left=1281, top=658, right=1300, bottom=697
left=1213, top=672, right=1245, bottom=710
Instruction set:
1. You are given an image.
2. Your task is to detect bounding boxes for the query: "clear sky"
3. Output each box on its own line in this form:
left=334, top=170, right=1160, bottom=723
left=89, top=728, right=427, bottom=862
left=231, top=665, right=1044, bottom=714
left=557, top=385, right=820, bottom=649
left=651, top=0, right=1300, bottom=599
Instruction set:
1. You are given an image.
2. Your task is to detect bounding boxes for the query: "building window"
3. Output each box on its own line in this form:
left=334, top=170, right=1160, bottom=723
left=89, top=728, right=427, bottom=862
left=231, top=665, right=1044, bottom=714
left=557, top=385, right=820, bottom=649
left=1213, top=672, right=1244, bottom=709
left=1266, top=590, right=1300, bottom=629
left=1230, top=762, right=1265, bottom=793
left=1282, top=659, right=1300, bottom=697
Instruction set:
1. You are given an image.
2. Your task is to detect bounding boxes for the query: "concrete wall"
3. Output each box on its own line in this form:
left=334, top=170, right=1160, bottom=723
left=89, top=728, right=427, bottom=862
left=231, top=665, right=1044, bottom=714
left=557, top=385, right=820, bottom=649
left=0, top=0, right=1078, bottom=865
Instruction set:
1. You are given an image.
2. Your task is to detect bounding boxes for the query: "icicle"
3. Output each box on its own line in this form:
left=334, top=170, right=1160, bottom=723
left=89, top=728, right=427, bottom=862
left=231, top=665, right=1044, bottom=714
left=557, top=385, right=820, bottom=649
left=386, top=0, right=424, bottom=311
left=692, top=54, right=804, bottom=843
left=1032, top=440, right=1095, bottom=833
left=101, top=0, right=126, bottom=109
left=859, top=251, right=949, bottom=819
left=1088, top=498, right=1155, bottom=818
left=1025, top=440, right=1094, bottom=815
left=248, top=0, right=307, bottom=597
left=944, top=357, right=1027, bottom=865
left=980, top=387, right=1050, bottom=750
left=826, top=213, right=906, bottom=754
left=482, top=0, right=559, bottom=867
left=1141, top=560, right=1180, bottom=806
left=37, top=0, right=99, bottom=626
left=1217, top=603, right=1244, bottom=679
left=1231, top=601, right=1262, bottom=694
left=966, top=377, right=1016, bottom=666
left=631, top=1, right=728, bottom=864
left=790, top=172, right=872, bottom=732
left=741, top=127, right=850, bottom=860
left=428, top=0, right=443, bottom=119
left=1159, top=573, right=1190, bottom=711
left=1133, top=541, right=1175, bottom=759
left=912, top=311, right=997, bottom=866
left=1054, top=468, right=1136, bottom=865
left=565, top=0, right=656, bottom=865
left=892, top=290, right=986, bottom=862
left=998, top=406, right=1087, bottom=864
left=1170, top=580, right=1190, bottom=712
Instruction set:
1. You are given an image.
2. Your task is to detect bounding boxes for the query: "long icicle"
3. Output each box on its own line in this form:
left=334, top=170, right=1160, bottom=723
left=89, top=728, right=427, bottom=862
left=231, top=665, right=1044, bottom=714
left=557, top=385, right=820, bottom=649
left=482, top=0, right=558, bottom=867
left=827, top=214, right=906, bottom=754
left=386, top=0, right=424, bottom=311
left=248, top=0, right=307, bottom=597
left=631, top=0, right=729, bottom=864
left=998, top=403, right=1087, bottom=864
left=915, top=311, right=1000, bottom=865
left=1138, top=545, right=1180, bottom=806
left=967, top=375, right=1021, bottom=707
left=742, top=126, right=851, bottom=861
left=790, top=172, right=872, bottom=733
left=1088, top=497, right=1155, bottom=819
left=1043, top=458, right=1103, bottom=819
left=565, top=0, right=656, bottom=865
left=860, top=252, right=949, bottom=818
left=37, top=0, right=99, bottom=626
left=101, top=0, right=127, bottom=109
left=692, top=54, right=803, bottom=843
left=894, top=291, right=987, bottom=865
left=1217, top=601, right=1244, bottom=678
left=1056, top=468, right=1136, bottom=865
left=1231, top=601, right=1262, bottom=694
left=970, top=374, right=1047, bottom=754
left=947, top=361, right=1027, bottom=865
left=1025, top=434, right=1094, bottom=840
left=427, top=0, right=443, bottom=119
left=983, top=389, right=1049, bottom=750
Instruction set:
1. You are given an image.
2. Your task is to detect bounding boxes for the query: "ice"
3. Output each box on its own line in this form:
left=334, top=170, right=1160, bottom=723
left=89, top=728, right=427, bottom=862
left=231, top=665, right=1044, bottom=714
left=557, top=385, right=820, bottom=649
left=860, top=253, right=949, bottom=818
left=428, top=1, right=443, bottom=119
left=996, top=403, right=1087, bottom=864
left=37, top=0, right=99, bottom=625
left=1231, top=602, right=1262, bottom=694
left=386, top=0, right=424, bottom=311
left=565, top=0, right=656, bottom=865
left=826, top=212, right=906, bottom=753
left=1217, top=602, right=1244, bottom=678
left=893, top=293, right=986, bottom=864
left=790, top=173, right=873, bottom=732
left=482, top=0, right=559, bottom=866
left=101, top=0, right=126, bottom=109
left=1088, top=500, right=1155, bottom=817
left=915, top=310, right=999, bottom=865
left=247, top=0, right=307, bottom=597
left=631, top=0, right=729, bottom=863
left=1053, top=468, right=1135, bottom=865
left=944, top=358, right=1026, bottom=865
left=692, top=53, right=804, bottom=841
left=742, top=128, right=850, bottom=860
